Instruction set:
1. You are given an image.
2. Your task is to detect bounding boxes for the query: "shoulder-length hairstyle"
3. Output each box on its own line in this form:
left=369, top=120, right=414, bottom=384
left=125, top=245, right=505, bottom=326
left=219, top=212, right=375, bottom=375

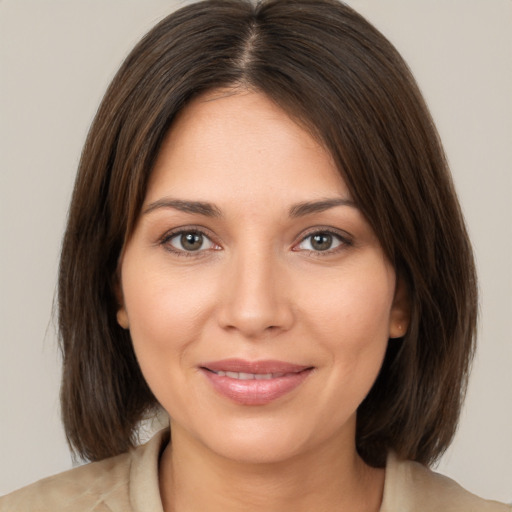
left=59, top=0, right=477, bottom=467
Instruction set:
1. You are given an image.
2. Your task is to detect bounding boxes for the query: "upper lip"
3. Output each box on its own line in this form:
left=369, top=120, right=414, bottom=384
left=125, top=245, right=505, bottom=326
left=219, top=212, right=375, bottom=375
left=201, top=359, right=312, bottom=375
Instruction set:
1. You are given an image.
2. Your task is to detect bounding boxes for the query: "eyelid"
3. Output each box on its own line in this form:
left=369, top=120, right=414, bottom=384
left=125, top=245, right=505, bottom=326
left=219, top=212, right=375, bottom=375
left=159, top=226, right=221, bottom=255
left=157, top=225, right=352, bottom=256
left=292, top=227, right=353, bottom=254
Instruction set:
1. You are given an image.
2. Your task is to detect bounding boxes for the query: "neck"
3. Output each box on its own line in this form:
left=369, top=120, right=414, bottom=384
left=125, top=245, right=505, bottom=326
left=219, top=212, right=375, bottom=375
left=159, top=423, right=385, bottom=512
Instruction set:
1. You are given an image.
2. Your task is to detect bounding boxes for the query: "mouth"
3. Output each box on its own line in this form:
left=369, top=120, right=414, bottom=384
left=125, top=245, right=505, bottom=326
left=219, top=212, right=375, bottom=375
left=200, top=359, right=314, bottom=405
left=207, top=370, right=290, bottom=380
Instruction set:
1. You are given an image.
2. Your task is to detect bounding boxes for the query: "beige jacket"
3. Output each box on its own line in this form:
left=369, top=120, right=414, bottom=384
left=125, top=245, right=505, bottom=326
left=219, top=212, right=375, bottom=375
left=1, top=429, right=509, bottom=511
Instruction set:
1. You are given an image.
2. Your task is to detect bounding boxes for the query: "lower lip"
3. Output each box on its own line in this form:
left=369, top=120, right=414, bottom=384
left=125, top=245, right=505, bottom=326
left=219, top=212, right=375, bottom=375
left=201, top=369, right=313, bottom=405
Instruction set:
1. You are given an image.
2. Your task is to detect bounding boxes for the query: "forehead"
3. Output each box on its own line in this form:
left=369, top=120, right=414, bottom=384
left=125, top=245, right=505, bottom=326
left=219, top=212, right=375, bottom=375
left=145, top=89, right=350, bottom=206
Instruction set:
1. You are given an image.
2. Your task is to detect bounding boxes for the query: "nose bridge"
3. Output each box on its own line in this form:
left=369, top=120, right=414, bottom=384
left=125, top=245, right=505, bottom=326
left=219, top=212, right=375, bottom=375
left=218, top=241, right=293, bottom=337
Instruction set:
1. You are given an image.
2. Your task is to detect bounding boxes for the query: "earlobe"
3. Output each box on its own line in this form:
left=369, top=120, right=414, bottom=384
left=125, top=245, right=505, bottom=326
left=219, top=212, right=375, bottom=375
left=117, top=308, right=129, bottom=329
left=113, top=273, right=129, bottom=329
left=389, top=277, right=410, bottom=339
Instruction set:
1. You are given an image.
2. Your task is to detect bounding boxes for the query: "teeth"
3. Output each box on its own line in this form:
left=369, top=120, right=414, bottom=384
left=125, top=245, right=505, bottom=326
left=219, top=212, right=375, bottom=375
left=214, top=371, right=284, bottom=380
left=255, top=374, right=272, bottom=380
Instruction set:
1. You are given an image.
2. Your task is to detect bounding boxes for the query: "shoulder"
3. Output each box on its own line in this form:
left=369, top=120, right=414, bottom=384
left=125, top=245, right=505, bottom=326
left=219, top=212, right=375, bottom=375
left=0, top=452, right=132, bottom=512
left=382, top=452, right=511, bottom=512
left=0, top=429, right=168, bottom=512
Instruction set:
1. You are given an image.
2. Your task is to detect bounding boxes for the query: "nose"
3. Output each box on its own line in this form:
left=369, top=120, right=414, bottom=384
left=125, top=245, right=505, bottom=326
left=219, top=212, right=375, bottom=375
left=216, top=248, right=294, bottom=339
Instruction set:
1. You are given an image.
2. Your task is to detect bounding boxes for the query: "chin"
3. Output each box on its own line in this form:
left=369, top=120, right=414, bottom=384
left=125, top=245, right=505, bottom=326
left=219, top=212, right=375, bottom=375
left=184, top=410, right=351, bottom=467
left=208, top=434, right=307, bottom=465
left=173, top=412, right=310, bottom=465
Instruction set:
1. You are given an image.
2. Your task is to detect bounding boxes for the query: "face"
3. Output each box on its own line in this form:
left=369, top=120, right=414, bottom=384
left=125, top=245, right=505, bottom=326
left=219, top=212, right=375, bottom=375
left=117, top=90, right=408, bottom=464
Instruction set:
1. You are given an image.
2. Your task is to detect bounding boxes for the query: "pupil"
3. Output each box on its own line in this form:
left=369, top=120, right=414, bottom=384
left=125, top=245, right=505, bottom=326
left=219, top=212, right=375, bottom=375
left=181, top=232, right=202, bottom=251
left=312, top=233, right=332, bottom=251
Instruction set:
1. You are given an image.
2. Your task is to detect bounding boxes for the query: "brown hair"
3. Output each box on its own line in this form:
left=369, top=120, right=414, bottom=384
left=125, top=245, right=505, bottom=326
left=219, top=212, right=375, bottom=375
left=59, top=0, right=477, bottom=467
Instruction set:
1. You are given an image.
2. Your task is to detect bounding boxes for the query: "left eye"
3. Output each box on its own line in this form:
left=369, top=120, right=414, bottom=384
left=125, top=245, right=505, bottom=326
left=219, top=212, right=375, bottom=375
left=297, top=232, right=344, bottom=252
left=166, top=231, right=216, bottom=252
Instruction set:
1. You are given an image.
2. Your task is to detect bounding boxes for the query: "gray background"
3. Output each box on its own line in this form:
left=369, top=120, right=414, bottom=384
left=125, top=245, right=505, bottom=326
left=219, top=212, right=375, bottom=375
left=1, top=0, right=511, bottom=501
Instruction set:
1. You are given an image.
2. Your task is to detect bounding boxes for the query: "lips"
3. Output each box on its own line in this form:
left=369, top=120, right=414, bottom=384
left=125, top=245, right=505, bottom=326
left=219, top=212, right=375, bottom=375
left=200, top=359, right=313, bottom=405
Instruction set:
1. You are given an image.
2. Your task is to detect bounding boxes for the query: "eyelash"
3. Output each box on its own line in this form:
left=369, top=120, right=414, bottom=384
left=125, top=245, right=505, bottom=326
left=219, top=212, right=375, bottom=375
left=293, top=228, right=353, bottom=256
left=159, top=227, right=220, bottom=257
left=159, top=227, right=352, bottom=257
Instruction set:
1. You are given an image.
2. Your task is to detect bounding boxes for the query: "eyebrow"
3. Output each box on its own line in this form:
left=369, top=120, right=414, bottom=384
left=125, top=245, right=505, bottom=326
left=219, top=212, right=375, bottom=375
left=288, top=198, right=357, bottom=217
left=143, top=198, right=222, bottom=217
left=143, top=197, right=356, bottom=218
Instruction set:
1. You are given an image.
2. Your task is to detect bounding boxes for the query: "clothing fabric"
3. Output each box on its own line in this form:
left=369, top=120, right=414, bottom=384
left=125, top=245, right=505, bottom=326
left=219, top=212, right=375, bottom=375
left=1, top=429, right=509, bottom=511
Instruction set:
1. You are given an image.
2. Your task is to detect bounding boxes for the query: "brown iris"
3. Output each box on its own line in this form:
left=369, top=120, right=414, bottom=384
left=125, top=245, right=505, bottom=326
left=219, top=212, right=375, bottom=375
left=181, top=232, right=204, bottom=251
left=310, top=233, right=333, bottom=251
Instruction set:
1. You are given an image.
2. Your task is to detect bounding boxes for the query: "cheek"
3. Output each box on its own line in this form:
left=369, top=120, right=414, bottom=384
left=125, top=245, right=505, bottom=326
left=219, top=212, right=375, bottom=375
left=120, top=263, right=220, bottom=418
left=300, top=262, right=394, bottom=392
left=298, top=261, right=395, bottom=343
left=121, top=260, right=218, bottom=364
left=316, top=274, right=393, bottom=388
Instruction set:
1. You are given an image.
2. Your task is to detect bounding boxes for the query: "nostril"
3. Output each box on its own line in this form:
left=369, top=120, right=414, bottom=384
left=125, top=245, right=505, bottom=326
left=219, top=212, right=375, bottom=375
left=216, top=269, right=295, bottom=336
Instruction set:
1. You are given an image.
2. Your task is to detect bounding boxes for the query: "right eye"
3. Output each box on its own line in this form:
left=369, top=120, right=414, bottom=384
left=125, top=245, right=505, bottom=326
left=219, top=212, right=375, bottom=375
left=162, top=230, right=218, bottom=254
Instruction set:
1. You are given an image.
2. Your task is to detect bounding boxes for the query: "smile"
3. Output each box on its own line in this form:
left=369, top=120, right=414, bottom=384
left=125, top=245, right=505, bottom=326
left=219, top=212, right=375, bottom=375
left=211, top=371, right=287, bottom=380
left=200, top=359, right=313, bottom=405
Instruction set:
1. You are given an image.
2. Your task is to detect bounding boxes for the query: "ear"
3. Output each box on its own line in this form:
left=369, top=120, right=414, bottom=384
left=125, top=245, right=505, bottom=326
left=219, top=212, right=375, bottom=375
left=389, top=277, right=410, bottom=339
left=113, top=275, right=130, bottom=330
left=117, top=306, right=129, bottom=330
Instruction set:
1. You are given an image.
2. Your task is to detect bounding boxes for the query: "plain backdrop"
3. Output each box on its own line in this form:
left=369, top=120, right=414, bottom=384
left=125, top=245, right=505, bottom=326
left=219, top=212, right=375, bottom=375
left=1, top=0, right=511, bottom=502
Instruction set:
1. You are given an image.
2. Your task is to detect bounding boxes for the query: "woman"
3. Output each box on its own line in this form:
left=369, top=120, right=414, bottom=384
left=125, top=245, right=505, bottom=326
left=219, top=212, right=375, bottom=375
left=1, top=0, right=509, bottom=510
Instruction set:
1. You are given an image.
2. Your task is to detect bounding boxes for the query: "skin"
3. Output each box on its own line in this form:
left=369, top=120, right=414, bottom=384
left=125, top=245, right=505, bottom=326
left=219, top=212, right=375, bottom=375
left=117, top=89, right=409, bottom=512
